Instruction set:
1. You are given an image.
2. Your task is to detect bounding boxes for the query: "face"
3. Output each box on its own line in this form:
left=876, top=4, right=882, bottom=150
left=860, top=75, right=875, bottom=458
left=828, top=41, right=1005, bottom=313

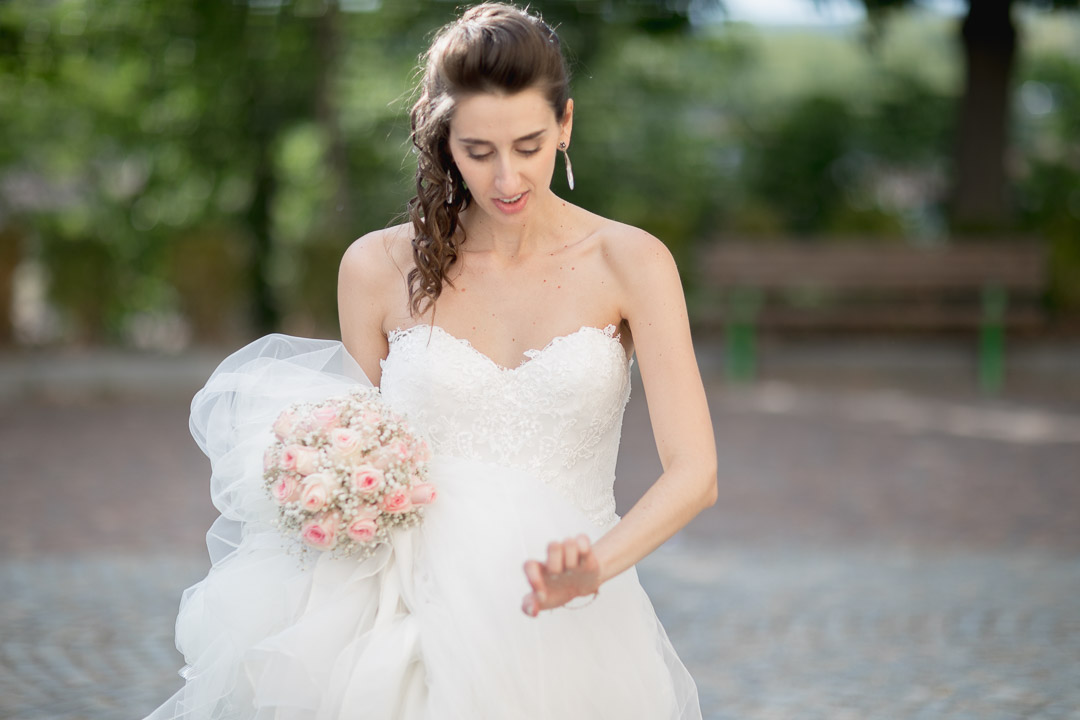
left=448, top=88, right=573, bottom=223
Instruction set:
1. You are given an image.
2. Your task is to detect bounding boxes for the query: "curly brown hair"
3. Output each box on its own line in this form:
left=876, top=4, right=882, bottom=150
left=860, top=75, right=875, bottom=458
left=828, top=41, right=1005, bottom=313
left=406, top=2, right=571, bottom=317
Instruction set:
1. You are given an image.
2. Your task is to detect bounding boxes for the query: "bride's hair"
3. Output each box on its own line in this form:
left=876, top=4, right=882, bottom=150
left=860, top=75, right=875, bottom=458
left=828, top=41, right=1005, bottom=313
left=406, top=2, right=570, bottom=317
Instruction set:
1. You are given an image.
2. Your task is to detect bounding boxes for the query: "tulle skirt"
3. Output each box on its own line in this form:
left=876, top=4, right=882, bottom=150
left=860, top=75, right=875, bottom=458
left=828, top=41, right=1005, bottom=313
left=144, top=334, right=701, bottom=720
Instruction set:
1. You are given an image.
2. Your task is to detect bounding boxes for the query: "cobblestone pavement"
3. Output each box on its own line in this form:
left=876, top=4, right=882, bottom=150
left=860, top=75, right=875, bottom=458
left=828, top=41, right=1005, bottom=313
left=3, top=545, right=1078, bottom=720
left=2, top=359, right=1079, bottom=719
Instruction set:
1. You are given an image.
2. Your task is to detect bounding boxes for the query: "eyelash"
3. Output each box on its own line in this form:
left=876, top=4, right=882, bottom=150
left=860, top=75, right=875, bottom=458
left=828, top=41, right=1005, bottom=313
left=467, top=148, right=541, bottom=161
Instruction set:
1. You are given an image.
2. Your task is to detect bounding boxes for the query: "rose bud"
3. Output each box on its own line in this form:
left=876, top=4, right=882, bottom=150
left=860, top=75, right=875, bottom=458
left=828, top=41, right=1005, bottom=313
left=300, top=512, right=340, bottom=550
left=345, top=517, right=378, bottom=543
left=380, top=488, right=413, bottom=514
left=271, top=474, right=300, bottom=505
left=273, top=410, right=297, bottom=440
left=312, top=405, right=340, bottom=431
left=294, top=447, right=321, bottom=476
left=330, top=428, right=363, bottom=459
left=350, top=466, right=385, bottom=496
left=409, top=483, right=437, bottom=506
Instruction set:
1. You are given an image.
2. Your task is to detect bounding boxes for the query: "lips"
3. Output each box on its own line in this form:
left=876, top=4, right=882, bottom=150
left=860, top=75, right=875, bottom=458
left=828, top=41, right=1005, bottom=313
left=492, top=190, right=529, bottom=214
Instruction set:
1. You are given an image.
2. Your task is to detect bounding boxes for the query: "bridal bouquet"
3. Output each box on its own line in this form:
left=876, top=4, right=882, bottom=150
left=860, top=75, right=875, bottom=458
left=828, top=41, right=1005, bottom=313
left=262, top=386, right=435, bottom=559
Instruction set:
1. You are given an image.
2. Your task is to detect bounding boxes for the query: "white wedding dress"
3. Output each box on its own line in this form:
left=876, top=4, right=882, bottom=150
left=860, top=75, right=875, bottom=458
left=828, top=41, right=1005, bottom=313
left=146, top=323, right=702, bottom=719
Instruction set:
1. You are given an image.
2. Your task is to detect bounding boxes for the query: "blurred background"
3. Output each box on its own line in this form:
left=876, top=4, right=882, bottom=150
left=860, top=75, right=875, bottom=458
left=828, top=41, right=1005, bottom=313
left=1, top=1, right=1079, bottom=718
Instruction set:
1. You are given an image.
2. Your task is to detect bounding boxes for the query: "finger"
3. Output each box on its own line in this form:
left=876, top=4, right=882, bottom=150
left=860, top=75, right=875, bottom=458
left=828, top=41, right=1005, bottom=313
left=547, top=541, right=564, bottom=575
left=523, top=560, right=544, bottom=590
left=522, top=592, right=538, bottom=617
left=577, top=534, right=591, bottom=554
left=563, top=538, right=580, bottom=570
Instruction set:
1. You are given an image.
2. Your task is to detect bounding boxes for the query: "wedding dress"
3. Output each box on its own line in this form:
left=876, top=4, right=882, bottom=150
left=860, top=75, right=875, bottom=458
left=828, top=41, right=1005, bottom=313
left=145, top=323, right=702, bottom=719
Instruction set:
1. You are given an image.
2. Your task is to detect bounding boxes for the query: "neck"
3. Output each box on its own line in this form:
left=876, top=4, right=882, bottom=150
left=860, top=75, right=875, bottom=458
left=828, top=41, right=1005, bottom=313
left=458, top=191, right=561, bottom=263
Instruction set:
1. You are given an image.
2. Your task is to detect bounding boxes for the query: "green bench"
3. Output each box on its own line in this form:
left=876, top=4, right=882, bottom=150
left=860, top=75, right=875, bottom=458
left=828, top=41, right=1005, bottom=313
left=693, top=240, right=1049, bottom=394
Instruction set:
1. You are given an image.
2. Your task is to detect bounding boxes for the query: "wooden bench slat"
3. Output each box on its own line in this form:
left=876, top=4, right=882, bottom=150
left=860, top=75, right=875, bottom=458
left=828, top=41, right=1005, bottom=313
left=701, top=243, right=1048, bottom=289
left=694, top=306, right=1046, bottom=331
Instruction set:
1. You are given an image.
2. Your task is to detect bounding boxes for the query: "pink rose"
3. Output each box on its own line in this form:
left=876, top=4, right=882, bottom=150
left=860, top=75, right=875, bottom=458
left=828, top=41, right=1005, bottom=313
left=279, top=444, right=301, bottom=472
left=299, top=473, right=338, bottom=512
left=389, top=439, right=410, bottom=463
left=353, top=503, right=380, bottom=520
left=345, top=517, right=378, bottom=543
left=409, top=483, right=437, bottom=506
left=359, top=408, right=382, bottom=426
left=380, top=488, right=413, bottom=514
left=270, top=474, right=300, bottom=505
left=312, top=404, right=340, bottom=431
left=273, top=410, right=297, bottom=439
left=349, top=465, right=384, bottom=496
left=294, top=447, right=320, bottom=476
left=263, top=445, right=277, bottom=472
left=300, top=512, right=340, bottom=550
left=330, top=428, right=363, bottom=459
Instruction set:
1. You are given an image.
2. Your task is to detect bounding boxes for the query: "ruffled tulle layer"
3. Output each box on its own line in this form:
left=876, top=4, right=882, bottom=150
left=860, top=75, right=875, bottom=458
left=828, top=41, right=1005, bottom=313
left=145, top=334, right=701, bottom=719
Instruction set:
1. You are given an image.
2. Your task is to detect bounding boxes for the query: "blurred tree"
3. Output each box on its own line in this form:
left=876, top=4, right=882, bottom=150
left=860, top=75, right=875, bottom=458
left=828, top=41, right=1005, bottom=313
left=1013, top=53, right=1080, bottom=314
left=847, top=0, right=1080, bottom=232
left=0, top=0, right=715, bottom=345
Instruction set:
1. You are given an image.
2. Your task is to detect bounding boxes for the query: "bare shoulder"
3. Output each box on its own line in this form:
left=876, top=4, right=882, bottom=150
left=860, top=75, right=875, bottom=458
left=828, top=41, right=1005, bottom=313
left=590, top=220, right=680, bottom=299
left=340, top=222, right=414, bottom=287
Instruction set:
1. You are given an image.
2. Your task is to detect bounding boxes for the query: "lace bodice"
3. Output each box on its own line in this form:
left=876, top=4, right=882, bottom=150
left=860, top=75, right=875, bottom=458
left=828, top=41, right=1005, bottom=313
left=379, top=323, right=634, bottom=529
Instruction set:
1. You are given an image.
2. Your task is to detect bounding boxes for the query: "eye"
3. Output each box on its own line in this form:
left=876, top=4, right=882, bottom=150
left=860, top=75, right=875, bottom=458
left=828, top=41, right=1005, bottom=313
left=467, top=152, right=493, bottom=161
left=518, top=147, right=541, bottom=156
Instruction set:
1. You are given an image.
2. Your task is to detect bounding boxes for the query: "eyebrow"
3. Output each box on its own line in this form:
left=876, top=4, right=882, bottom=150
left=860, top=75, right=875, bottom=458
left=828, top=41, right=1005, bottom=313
left=457, top=129, right=547, bottom=146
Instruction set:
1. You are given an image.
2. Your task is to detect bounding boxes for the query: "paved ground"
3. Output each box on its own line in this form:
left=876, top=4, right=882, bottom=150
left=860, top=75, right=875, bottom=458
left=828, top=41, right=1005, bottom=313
left=2, top=339, right=1079, bottom=719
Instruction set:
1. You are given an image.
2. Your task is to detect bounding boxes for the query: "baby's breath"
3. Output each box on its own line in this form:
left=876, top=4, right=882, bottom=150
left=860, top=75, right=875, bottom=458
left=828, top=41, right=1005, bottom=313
left=262, top=385, right=433, bottom=562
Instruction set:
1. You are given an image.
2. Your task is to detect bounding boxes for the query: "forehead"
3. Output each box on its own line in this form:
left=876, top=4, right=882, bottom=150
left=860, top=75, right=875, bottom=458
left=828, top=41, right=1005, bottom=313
left=449, top=88, right=557, bottom=141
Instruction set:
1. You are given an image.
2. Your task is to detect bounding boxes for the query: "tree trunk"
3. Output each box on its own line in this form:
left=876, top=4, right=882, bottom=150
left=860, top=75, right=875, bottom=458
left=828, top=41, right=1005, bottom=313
left=316, top=3, right=350, bottom=229
left=950, top=0, right=1017, bottom=233
left=248, top=129, right=278, bottom=336
left=242, top=11, right=279, bottom=336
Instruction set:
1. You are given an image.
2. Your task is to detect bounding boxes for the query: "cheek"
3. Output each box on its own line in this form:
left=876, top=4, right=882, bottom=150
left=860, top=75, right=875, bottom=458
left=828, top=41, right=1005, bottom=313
left=452, top=160, right=486, bottom=192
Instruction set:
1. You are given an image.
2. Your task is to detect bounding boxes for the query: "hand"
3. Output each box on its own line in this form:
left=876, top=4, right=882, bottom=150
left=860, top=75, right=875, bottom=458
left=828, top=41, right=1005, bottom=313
left=521, top=534, right=601, bottom=617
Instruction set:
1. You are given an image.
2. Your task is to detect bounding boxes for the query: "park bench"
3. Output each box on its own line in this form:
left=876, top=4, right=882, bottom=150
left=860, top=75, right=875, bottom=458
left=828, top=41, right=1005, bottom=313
left=693, top=239, right=1049, bottom=393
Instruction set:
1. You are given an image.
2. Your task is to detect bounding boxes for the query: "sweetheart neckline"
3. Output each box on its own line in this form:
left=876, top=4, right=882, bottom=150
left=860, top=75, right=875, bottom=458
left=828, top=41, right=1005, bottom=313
left=387, top=323, right=629, bottom=373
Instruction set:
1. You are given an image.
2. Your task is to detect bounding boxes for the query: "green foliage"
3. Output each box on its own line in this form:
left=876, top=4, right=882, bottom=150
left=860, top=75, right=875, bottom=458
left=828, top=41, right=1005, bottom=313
left=747, top=96, right=856, bottom=234
left=1014, top=52, right=1080, bottom=312
left=1, top=1, right=1078, bottom=345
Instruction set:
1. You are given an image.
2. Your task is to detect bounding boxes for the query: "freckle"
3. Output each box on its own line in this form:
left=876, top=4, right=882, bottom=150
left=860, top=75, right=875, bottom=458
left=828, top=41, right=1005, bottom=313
left=557, top=285, right=561, bottom=289
left=570, top=266, right=575, bottom=270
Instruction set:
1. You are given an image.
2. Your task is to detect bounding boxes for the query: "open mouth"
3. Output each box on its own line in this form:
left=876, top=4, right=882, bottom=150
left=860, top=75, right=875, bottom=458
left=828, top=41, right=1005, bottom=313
left=493, top=191, right=529, bottom=214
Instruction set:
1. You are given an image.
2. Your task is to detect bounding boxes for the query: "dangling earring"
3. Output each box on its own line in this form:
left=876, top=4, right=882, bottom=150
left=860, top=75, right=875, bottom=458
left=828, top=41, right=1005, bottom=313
left=445, top=176, right=455, bottom=205
left=559, top=141, right=574, bottom=190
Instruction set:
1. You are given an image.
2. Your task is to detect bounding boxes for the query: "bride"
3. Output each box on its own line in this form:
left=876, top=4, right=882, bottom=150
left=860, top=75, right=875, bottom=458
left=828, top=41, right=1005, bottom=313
left=146, top=3, right=717, bottom=719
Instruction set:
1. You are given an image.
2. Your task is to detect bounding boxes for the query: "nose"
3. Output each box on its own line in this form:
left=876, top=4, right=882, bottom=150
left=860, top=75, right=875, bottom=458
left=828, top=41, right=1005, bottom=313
left=493, top=154, right=522, bottom=194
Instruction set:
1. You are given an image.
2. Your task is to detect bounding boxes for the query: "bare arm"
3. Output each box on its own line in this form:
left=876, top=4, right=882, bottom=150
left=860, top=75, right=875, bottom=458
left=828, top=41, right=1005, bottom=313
left=522, top=229, right=718, bottom=615
left=338, top=230, right=397, bottom=387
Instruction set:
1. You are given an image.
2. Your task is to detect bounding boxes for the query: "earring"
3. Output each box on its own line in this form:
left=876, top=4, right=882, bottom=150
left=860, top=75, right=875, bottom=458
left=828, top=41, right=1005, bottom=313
left=446, top=177, right=454, bottom=205
left=559, top=141, right=574, bottom=190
